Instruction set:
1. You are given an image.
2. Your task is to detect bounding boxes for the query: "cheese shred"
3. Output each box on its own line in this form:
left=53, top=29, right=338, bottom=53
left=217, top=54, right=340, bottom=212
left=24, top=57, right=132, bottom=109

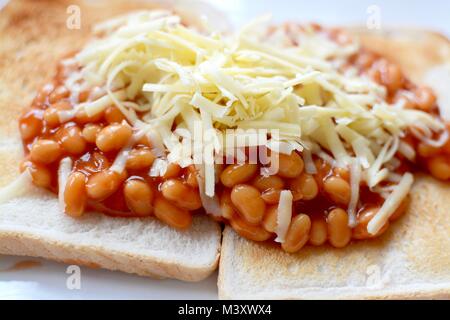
left=58, top=157, right=74, bottom=213
left=275, top=190, right=293, bottom=243
left=0, top=170, right=33, bottom=204
left=367, top=173, right=414, bottom=235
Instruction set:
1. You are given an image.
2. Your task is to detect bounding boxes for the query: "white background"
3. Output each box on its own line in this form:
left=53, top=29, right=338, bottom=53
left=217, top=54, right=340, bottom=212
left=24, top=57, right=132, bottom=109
left=205, top=0, right=450, bottom=36
left=0, top=0, right=448, bottom=300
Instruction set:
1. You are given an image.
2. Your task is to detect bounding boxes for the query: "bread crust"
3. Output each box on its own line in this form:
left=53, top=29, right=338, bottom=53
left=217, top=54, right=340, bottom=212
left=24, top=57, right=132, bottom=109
left=0, top=0, right=221, bottom=282
left=218, top=30, right=450, bottom=299
left=0, top=230, right=209, bottom=281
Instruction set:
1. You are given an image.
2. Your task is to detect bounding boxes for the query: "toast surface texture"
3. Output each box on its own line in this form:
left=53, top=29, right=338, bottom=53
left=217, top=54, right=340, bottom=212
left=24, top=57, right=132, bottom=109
left=0, top=0, right=221, bottom=282
left=218, top=30, right=450, bottom=299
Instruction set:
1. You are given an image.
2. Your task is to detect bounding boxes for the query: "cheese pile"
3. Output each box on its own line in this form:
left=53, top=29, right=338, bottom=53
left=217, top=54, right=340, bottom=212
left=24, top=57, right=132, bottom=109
left=55, top=10, right=447, bottom=236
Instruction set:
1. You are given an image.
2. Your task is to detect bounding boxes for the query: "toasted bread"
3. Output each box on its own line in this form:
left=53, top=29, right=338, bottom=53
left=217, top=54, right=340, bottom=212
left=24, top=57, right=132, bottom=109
left=0, top=0, right=221, bottom=282
left=218, top=29, right=450, bottom=299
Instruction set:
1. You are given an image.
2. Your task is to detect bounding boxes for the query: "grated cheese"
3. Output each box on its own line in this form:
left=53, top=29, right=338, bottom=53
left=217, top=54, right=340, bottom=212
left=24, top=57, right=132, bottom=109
left=195, top=164, right=222, bottom=216
left=0, top=170, right=33, bottom=204
left=62, top=10, right=447, bottom=208
left=275, top=190, right=293, bottom=243
left=57, top=157, right=73, bottom=212
left=110, top=130, right=145, bottom=174
left=348, top=158, right=361, bottom=227
left=149, top=158, right=169, bottom=177
left=57, top=109, right=78, bottom=123
left=367, top=173, right=414, bottom=235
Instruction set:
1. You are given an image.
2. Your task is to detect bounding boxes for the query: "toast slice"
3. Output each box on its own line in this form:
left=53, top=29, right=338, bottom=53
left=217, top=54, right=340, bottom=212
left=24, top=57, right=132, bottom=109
left=218, top=29, right=450, bottom=299
left=0, top=0, right=221, bottom=282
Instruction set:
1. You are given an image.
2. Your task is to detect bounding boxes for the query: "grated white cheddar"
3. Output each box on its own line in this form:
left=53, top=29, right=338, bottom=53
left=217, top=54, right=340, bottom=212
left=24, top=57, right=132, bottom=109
left=348, top=158, right=361, bottom=227
left=275, top=190, right=293, bottom=243
left=0, top=170, right=33, bottom=204
left=59, top=10, right=447, bottom=223
left=110, top=130, right=145, bottom=174
left=367, top=173, right=414, bottom=235
left=57, top=157, right=73, bottom=212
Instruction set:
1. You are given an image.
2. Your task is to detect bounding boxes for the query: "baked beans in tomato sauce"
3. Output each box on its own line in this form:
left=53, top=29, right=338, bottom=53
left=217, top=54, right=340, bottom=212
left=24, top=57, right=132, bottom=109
left=18, top=27, right=450, bottom=253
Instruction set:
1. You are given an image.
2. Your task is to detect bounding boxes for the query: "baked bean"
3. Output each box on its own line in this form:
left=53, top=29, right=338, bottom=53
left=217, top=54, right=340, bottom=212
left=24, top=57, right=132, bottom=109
left=124, top=180, right=153, bottom=216
left=352, top=207, right=389, bottom=240
left=160, top=179, right=202, bottom=210
left=44, top=101, right=71, bottom=127
left=389, top=195, right=410, bottom=221
left=372, top=60, right=403, bottom=93
left=82, top=124, right=102, bottom=144
left=414, top=87, right=436, bottom=111
left=153, top=197, right=192, bottom=229
left=334, top=167, right=350, bottom=181
left=394, top=92, right=416, bottom=109
left=261, top=188, right=282, bottom=204
left=281, top=214, right=311, bottom=253
left=33, top=83, right=54, bottom=106
left=21, top=161, right=52, bottom=188
left=220, top=189, right=235, bottom=220
left=252, top=175, right=284, bottom=191
left=289, top=173, right=318, bottom=201
left=125, top=148, right=155, bottom=171
left=368, top=66, right=382, bottom=84
left=75, top=151, right=109, bottom=174
left=96, top=124, right=132, bottom=152
left=215, top=164, right=224, bottom=182
left=427, top=156, right=450, bottom=180
left=309, top=216, right=327, bottom=246
left=64, top=172, right=87, bottom=218
left=220, top=164, right=258, bottom=188
left=314, top=158, right=331, bottom=182
left=262, top=205, right=278, bottom=233
left=163, top=163, right=182, bottom=179
left=49, top=86, right=69, bottom=104
left=327, top=208, right=351, bottom=248
left=105, top=106, right=126, bottom=123
left=230, top=216, right=272, bottom=242
left=57, top=126, right=86, bottom=155
left=75, top=108, right=103, bottom=124
left=43, top=108, right=59, bottom=127
left=355, top=51, right=377, bottom=69
left=328, top=28, right=351, bottom=45
left=78, top=90, right=90, bottom=103
left=19, top=110, right=43, bottom=140
left=30, top=139, right=62, bottom=164
left=418, top=142, right=440, bottom=158
left=275, top=152, right=304, bottom=178
left=86, top=170, right=124, bottom=200
left=231, top=184, right=266, bottom=224
left=384, top=63, right=404, bottom=93
left=185, top=166, right=199, bottom=188
left=324, top=176, right=351, bottom=205
left=136, top=135, right=151, bottom=147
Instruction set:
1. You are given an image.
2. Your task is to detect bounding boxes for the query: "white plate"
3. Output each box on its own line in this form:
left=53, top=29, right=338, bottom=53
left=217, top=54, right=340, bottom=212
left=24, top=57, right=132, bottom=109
left=0, top=0, right=448, bottom=300
left=0, top=256, right=218, bottom=300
